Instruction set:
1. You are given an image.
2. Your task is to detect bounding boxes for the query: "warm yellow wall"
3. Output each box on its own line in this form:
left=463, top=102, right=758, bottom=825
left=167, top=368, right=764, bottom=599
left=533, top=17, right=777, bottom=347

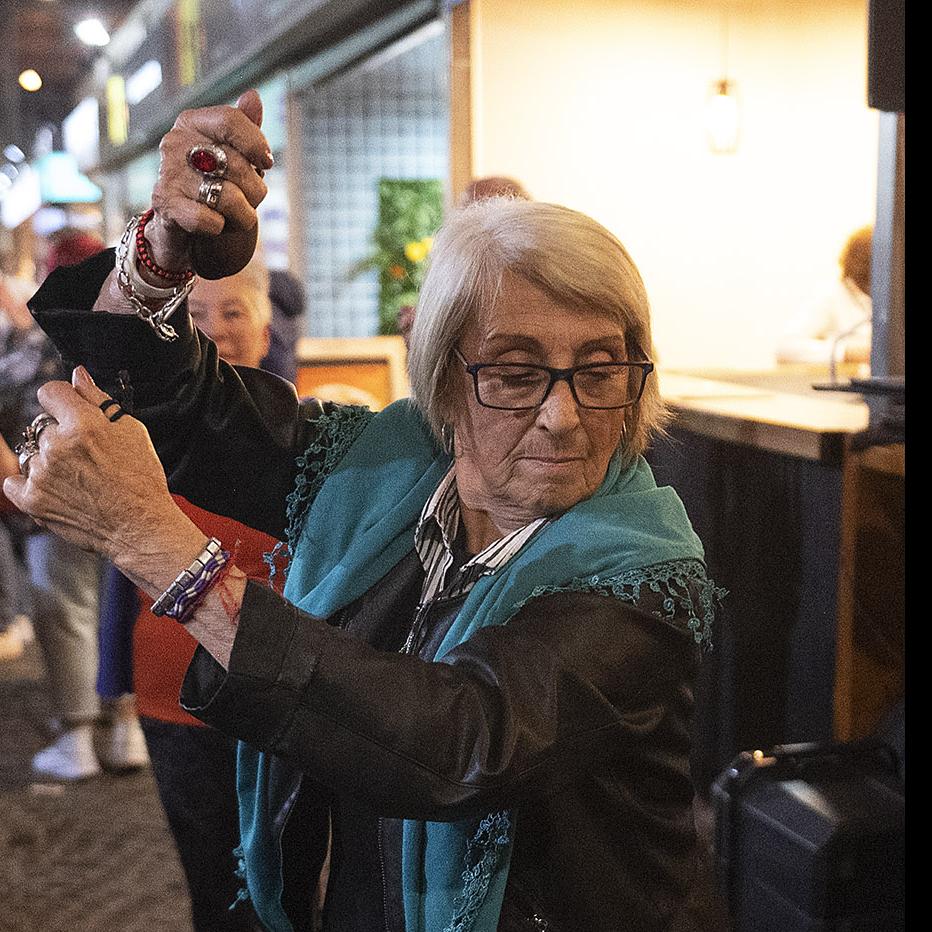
left=468, top=0, right=879, bottom=369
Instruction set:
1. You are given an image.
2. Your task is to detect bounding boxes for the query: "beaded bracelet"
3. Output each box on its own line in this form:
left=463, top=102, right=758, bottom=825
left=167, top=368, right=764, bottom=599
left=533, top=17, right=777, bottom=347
left=135, top=209, right=195, bottom=285
left=150, top=537, right=231, bottom=625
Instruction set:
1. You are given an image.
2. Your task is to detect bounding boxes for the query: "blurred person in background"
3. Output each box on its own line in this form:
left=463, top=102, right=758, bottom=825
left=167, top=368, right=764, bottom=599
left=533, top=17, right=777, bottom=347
left=262, top=268, right=306, bottom=383
left=777, top=225, right=873, bottom=367
left=1, top=433, right=33, bottom=661
left=43, top=229, right=113, bottom=280
left=1, top=230, right=148, bottom=779
left=1, top=274, right=38, bottom=660
left=188, top=248, right=272, bottom=368
left=458, top=174, right=530, bottom=207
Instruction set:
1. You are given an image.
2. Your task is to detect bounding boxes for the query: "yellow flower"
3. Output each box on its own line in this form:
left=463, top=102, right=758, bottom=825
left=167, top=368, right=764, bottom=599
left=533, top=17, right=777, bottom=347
left=404, top=240, right=428, bottom=263
left=421, top=236, right=434, bottom=252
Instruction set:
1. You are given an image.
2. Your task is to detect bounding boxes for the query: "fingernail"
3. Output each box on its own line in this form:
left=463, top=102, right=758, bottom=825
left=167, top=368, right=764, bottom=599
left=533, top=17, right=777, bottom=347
left=74, top=365, right=95, bottom=386
left=264, top=150, right=274, bottom=168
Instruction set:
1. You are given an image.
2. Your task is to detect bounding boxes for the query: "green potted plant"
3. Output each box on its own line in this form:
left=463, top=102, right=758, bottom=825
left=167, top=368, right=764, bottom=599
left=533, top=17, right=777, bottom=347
left=351, top=178, right=444, bottom=335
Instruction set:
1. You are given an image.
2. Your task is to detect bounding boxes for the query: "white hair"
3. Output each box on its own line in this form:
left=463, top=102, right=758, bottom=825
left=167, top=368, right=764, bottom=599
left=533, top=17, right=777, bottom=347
left=407, top=198, right=667, bottom=460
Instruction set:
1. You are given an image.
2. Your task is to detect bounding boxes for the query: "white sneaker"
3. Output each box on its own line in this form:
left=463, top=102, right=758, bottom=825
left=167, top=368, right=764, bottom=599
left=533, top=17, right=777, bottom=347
left=31, top=724, right=102, bottom=782
left=100, top=715, right=150, bottom=772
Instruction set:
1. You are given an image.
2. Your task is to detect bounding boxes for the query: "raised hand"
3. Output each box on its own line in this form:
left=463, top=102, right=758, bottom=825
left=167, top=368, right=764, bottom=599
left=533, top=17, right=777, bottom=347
left=145, top=89, right=274, bottom=281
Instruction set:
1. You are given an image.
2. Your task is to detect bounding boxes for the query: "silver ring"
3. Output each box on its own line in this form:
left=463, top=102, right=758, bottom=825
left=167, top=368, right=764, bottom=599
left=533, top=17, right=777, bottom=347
left=186, top=144, right=228, bottom=178
left=30, top=412, right=58, bottom=446
left=196, top=177, right=224, bottom=210
left=16, top=439, right=40, bottom=477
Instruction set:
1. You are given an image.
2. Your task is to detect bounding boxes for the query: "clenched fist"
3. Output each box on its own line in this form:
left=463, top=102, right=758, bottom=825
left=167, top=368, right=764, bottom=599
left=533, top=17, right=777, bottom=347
left=145, top=89, right=274, bottom=281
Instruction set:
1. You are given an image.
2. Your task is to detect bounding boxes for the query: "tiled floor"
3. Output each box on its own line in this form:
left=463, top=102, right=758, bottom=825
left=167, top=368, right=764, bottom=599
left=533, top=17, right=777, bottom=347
left=0, top=642, right=192, bottom=932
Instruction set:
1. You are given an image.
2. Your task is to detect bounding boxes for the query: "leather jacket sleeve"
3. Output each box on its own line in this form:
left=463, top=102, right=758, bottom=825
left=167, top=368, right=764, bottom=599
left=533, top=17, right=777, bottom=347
left=28, top=249, right=321, bottom=540
left=181, top=580, right=699, bottom=823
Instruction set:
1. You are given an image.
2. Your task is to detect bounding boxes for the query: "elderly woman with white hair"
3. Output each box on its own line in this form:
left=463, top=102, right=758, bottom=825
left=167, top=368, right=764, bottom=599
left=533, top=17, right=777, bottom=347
left=7, top=92, right=727, bottom=931
left=186, top=248, right=273, bottom=370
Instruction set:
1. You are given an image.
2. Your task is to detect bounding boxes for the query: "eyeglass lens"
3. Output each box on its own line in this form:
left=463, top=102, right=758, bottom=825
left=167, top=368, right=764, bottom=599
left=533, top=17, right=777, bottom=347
left=476, top=364, right=642, bottom=409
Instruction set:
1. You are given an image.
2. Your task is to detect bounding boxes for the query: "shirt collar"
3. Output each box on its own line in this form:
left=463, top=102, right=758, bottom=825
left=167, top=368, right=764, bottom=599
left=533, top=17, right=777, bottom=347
left=415, top=466, right=549, bottom=602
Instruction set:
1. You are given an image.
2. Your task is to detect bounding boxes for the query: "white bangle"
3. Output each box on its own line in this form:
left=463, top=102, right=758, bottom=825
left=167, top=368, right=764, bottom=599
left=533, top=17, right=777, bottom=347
left=127, top=245, right=178, bottom=300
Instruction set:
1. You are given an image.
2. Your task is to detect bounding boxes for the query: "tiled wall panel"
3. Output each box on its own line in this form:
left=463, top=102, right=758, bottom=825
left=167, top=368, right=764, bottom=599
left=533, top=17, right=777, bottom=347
left=299, top=27, right=448, bottom=337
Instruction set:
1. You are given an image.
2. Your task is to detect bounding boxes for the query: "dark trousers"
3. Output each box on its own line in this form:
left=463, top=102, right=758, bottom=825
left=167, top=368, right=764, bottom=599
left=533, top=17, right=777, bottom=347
left=140, top=717, right=264, bottom=931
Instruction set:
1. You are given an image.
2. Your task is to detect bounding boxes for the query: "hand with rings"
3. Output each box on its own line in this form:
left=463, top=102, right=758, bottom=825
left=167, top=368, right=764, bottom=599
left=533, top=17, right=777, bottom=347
left=142, top=89, right=274, bottom=283
left=2, top=367, right=187, bottom=560
left=188, top=144, right=228, bottom=211
left=14, top=413, right=58, bottom=478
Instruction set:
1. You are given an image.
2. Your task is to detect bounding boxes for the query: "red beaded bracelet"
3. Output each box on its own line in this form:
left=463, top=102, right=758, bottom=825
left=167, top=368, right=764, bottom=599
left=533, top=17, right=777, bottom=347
left=135, top=209, right=194, bottom=284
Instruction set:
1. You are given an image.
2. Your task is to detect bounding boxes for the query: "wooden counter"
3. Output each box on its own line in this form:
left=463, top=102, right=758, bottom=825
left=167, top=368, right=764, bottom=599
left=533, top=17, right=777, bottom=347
left=647, top=369, right=903, bottom=785
left=658, top=371, right=869, bottom=465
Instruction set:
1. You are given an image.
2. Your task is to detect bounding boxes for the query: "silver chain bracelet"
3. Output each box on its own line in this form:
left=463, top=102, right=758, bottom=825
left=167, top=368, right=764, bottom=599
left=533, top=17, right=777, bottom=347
left=115, top=214, right=197, bottom=341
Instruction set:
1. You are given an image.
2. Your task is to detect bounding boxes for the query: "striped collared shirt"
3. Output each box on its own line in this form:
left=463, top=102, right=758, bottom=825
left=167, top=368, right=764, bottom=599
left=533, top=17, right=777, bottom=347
left=414, top=466, right=549, bottom=605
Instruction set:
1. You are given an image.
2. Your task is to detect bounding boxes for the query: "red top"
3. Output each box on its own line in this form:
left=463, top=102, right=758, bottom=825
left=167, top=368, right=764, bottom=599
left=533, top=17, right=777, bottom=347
left=133, top=495, right=282, bottom=725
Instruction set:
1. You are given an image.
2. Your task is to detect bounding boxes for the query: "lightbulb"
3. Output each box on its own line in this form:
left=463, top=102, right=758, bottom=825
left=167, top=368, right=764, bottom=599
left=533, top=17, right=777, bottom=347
left=75, top=17, right=110, bottom=47
left=18, top=69, right=43, bottom=92
left=706, top=79, right=740, bottom=154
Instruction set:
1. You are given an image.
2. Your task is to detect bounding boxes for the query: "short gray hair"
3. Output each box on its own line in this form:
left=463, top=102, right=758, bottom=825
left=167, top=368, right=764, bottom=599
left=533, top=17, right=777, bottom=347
left=407, top=198, right=667, bottom=460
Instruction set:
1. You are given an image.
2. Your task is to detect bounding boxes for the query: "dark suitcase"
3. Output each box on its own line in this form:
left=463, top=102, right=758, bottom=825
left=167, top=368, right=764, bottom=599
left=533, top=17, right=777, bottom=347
left=711, top=740, right=904, bottom=931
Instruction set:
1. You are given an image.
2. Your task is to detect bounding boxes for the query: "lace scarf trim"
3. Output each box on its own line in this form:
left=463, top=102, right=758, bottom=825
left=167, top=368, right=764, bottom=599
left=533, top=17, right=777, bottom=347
left=513, top=557, right=725, bottom=651
left=446, top=811, right=513, bottom=932
left=262, top=404, right=376, bottom=585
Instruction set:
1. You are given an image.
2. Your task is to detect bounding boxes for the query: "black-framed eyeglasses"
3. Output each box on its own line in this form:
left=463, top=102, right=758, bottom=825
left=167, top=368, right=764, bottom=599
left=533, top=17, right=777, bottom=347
left=453, top=348, right=654, bottom=410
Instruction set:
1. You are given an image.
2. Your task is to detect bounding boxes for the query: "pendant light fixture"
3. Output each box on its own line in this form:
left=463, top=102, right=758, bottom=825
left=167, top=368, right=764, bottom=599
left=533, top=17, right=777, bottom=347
left=706, top=3, right=740, bottom=154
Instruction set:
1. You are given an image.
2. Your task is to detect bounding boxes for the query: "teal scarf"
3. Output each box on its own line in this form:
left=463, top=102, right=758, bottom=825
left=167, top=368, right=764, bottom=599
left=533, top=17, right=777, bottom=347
left=236, top=399, right=713, bottom=932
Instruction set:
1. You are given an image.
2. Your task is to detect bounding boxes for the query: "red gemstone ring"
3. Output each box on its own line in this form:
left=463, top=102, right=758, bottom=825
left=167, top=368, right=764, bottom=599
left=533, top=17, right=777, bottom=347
left=186, top=144, right=228, bottom=178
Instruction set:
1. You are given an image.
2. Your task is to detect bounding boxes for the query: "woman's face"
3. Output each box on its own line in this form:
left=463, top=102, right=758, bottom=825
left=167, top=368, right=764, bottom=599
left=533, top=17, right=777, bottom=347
left=451, top=274, right=629, bottom=534
left=188, top=276, right=270, bottom=368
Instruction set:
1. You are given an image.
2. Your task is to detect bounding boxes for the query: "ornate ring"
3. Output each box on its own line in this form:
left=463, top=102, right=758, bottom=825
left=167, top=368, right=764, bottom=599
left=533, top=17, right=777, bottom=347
left=30, top=412, right=58, bottom=445
left=187, top=144, right=228, bottom=178
left=15, top=438, right=40, bottom=477
left=196, top=177, right=224, bottom=210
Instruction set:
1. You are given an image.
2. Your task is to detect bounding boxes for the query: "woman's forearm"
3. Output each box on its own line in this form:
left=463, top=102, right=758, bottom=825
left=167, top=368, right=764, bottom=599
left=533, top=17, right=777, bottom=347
left=111, top=507, right=243, bottom=670
left=32, top=253, right=307, bottom=541
left=181, top=568, right=246, bottom=670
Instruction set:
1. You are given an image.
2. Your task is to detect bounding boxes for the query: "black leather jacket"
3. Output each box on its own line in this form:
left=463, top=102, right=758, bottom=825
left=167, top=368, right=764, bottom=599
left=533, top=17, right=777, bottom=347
left=31, top=252, right=729, bottom=932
